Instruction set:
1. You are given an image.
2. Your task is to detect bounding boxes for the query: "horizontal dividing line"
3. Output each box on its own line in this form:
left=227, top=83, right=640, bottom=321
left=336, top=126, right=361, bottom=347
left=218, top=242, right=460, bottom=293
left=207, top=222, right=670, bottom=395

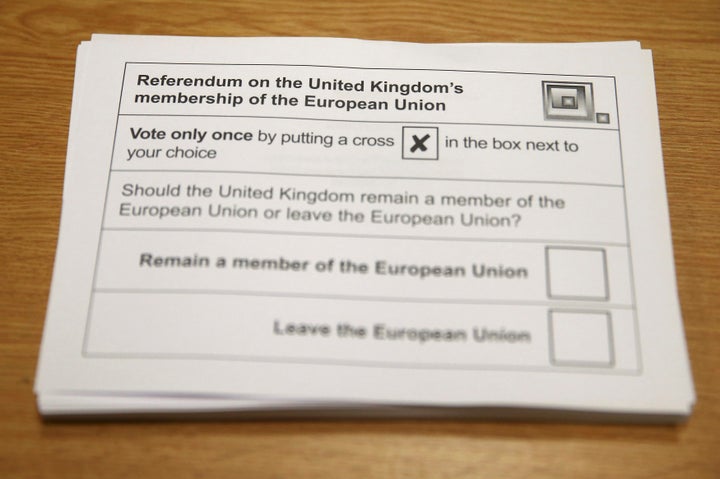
left=125, top=61, right=618, bottom=80
left=82, top=349, right=640, bottom=376
left=92, top=288, right=635, bottom=310
left=116, top=113, right=619, bottom=132
left=109, top=168, right=624, bottom=189
left=101, top=226, right=630, bottom=247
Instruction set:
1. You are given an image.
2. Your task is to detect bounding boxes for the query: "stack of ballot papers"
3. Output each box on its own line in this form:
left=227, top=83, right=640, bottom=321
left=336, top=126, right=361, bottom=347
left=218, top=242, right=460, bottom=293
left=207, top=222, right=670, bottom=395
left=35, top=35, right=694, bottom=421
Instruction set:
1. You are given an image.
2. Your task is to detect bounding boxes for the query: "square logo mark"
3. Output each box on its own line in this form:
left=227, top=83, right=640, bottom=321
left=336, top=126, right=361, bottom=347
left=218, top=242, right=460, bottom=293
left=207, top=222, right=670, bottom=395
left=402, top=126, right=439, bottom=160
left=543, top=81, right=594, bottom=121
left=596, top=112, right=610, bottom=124
left=560, top=95, right=577, bottom=109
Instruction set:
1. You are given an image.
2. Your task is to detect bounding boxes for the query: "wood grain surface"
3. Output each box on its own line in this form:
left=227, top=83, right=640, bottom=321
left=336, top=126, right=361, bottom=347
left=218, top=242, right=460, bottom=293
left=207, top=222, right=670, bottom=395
left=1, top=1, right=718, bottom=478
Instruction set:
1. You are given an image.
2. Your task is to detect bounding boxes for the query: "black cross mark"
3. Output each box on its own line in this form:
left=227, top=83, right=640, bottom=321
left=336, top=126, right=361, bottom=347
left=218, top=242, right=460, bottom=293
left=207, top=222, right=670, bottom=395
left=410, top=134, right=431, bottom=153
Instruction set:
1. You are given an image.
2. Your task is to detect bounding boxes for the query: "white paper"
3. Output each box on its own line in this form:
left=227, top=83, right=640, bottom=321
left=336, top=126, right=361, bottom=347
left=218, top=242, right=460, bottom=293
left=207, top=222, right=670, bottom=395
left=35, top=36, right=694, bottom=420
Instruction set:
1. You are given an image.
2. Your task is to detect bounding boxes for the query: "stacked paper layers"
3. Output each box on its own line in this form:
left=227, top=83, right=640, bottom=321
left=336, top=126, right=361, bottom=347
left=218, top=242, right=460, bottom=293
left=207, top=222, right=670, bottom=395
left=35, top=36, right=694, bottom=421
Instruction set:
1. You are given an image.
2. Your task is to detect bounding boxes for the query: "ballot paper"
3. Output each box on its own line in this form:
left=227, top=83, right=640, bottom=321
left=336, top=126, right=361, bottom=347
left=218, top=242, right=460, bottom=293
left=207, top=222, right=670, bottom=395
left=35, top=35, right=694, bottom=421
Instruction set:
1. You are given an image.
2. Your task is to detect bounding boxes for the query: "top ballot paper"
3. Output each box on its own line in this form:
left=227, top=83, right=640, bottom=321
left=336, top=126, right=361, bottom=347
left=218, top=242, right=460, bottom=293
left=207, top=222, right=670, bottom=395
left=34, top=35, right=694, bottom=420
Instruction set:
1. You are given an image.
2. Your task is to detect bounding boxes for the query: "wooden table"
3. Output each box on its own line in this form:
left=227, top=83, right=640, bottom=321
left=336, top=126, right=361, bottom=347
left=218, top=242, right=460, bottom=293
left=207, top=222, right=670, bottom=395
left=1, top=1, right=718, bottom=477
